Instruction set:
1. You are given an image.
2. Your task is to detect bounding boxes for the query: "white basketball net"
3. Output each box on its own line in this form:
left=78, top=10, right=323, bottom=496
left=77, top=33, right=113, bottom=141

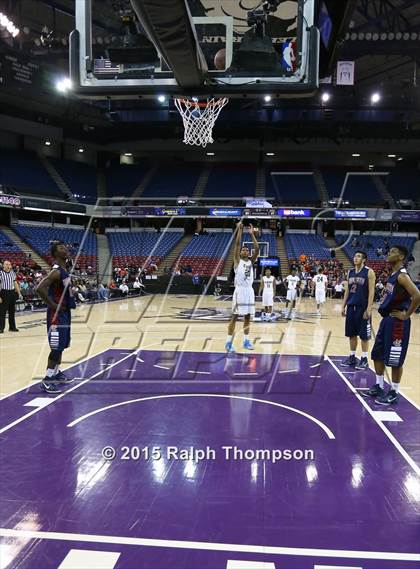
left=174, top=97, right=229, bottom=147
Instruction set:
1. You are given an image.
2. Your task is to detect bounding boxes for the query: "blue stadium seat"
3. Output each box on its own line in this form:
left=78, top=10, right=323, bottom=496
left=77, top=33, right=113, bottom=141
left=241, top=233, right=277, bottom=256
left=105, top=163, right=150, bottom=197
left=387, top=168, right=420, bottom=202
left=142, top=165, right=201, bottom=198
left=336, top=234, right=416, bottom=263
left=108, top=231, right=183, bottom=267
left=13, top=225, right=97, bottom=270
left=49, top=158, right=97, bottom=204
left=0, top=149, right=61, bottom=197
left=284, top=233, right=330, bottom=260
left=269, top=173, right=318, bottom=204
left=177, top=233, right=232, bottom=276
left=203, top=165, right=257, bottom=197
left=322, top=169, right=385, bottom=205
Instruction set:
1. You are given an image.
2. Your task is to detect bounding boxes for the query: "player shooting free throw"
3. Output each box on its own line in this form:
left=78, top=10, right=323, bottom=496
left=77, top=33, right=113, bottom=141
left=226, top=222, right=259, bottom=353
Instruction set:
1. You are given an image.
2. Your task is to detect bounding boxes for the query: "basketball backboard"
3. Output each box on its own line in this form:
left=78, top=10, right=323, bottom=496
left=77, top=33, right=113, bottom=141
left=70, top=0, right=319, bottom=98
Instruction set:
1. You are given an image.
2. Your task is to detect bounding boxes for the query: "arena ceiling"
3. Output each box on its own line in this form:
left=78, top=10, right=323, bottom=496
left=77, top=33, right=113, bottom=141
left=0, top=0, right=419, bottom=144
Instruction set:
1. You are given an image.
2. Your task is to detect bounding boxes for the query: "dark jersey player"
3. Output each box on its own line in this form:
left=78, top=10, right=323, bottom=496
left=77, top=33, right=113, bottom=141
left=36, top=241, right=76, bottom=393
left=341, top=251, right=375, bottom=370
left=363, top=245, right=420, bottom=406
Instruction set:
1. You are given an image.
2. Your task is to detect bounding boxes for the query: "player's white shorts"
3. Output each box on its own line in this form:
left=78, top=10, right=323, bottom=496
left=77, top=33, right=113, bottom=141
left=233, top=287, right=255, bottom=316
left=315, top=289, right=326, bottom=304
left=262, top=291, right=274, bottom=307
left=286, top=289, right=297, bottom=302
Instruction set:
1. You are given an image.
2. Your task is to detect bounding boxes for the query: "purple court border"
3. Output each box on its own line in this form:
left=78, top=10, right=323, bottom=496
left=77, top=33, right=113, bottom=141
left=1, top=348, right=419, bottom=569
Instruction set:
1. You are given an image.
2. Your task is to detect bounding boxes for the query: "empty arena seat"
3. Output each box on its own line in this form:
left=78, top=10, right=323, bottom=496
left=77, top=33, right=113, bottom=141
left=49, top=158, right=97, bottom=204
left=386, top=168, right=420, bottom=202
left=142, top=165, right=202, bottom=198
left=284, top=233, right=331, bottom=260
left=0, top=229, right=31, bottom=266
left=0, top=148, right=62, bottom=197
left=108, top=231, right=183, bottom=267
left=105, top=162, right=150, bottom=197
left=203, top=164, right=257, bottom=197
left=336, top=235, right=416, bottom=268
left=176, top=233, right=232, bottom=276
left=13, top=225, right=97, bottom=270
left=342, top=175, right=384, bottom=205
left=268, top=172, right=319, bottom=204
left=321, top=168, right=385, bottom=205
left=241, top=233, right=277, bottom=256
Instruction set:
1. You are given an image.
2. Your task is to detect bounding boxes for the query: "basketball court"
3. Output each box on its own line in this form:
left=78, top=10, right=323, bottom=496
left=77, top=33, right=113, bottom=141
left=0, top=0, right=419, bottom=567
left=1, top=296, right=419, bottom=568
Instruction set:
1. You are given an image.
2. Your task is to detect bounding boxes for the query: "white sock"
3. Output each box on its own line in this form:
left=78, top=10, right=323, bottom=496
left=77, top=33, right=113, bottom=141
left=54, top=365, right=60, bottom=375
left=392, top=382, right=400, bottom=393
left=226, top=335, right=233, bottom=343
left=375, top=374, right=384, bottom=388
left=361, top=352, right=368, bottom=359
left=46, top=368, right=55, bottom=378
left=350, top=351, right=356, bottom=357
left=244, top=335, right=250, bottom=342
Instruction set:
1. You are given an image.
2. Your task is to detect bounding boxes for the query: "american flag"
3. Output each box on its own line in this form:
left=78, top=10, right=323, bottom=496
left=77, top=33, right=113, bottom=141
left=94, top=59, right=121, bottom=74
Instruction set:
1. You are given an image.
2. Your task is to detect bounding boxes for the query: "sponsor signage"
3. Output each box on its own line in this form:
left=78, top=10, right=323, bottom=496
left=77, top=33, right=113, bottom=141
left=277, top=208, right=311, bottom=217
left=394, top=211, right=420, bottom=222
left=121, top=207, right=156, bottom=216
left=209, top=208, right=242, bottom=217
left=155, top=207, right=186, bottom=216
left=260, top=257, right=280, bottom=267
left=244, top=208, right=277, bottom=216
left=334, top=210, right=368, bottom=219
left=0, top=194, right=21, bottom=207
left=245, top=199, right=273, bottom=208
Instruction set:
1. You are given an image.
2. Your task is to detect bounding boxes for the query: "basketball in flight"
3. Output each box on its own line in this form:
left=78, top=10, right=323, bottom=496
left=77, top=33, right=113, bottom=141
left=213, top=48, right=226, bottom=70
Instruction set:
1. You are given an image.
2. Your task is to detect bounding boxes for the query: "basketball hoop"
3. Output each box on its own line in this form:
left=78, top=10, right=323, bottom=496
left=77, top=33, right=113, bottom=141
left=174, top=97, right=229, bottom=148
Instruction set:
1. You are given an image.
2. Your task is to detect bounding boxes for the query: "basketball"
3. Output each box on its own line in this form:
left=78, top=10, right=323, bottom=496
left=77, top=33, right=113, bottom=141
left=213, top=48, right=226, bottom=70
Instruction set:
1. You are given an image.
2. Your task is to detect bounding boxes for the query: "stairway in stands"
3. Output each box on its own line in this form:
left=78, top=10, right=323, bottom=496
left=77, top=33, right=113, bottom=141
left=221, top=234, right=237, bottom=277
left=372, top=175, right=396, bottom=208
left=409, top=239, right=420, bottom=281
left=131, top=165, right=158, bottom=199
left=255, top=166, right=266, bottom=197
left=276, top=236, right=289, bottom=275
left=313, top=167, right=329, bottom=205
left=38, top=155, right=76, bottom=202
left=324, top=237, right=352, bottom=269
left=97, top=234, right=113, bottom=284
left=193, top=166, right=211, bottom=199
left=157, top=234, right=194, bottom=275
left=97, top=168, right=107, bottom=201
left=2, top=226, right=50, bottom=270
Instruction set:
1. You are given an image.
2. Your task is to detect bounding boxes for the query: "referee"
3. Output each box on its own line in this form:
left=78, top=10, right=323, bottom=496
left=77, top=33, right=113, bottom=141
left=0, top=260, right=21, bottom=333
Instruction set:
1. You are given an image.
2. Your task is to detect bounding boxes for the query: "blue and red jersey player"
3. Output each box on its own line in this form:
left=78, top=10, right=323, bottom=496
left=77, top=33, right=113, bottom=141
left=36, top=241, right=76, bottom=393
left=363, top=245, right=420, bottom=406
left=341, top=250, right=376, bottom=370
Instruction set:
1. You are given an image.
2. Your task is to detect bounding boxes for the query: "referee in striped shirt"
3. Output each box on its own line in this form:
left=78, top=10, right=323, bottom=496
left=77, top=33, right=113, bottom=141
left=0, top=260, right=21, bottom=333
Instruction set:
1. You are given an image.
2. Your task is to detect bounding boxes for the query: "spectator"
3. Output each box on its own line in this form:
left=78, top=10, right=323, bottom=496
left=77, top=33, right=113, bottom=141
left=97, top=283, right=109, bottom=302
left=214, top=283, right=222, bottom=297
left=119, top=282, right=129, bottom=296
left=334, top=281, right=344, bottom=299
left=133, top=277, right=145, bottom=295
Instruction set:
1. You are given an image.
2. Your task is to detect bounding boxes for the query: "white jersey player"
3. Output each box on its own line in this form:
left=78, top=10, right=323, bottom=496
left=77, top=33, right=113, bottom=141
left=312, top=268, right=328, bottom=316
left=284, top=268, right=300, bottom=314
left=226, top=222, right=260, bottom=353
left=258, top=267, right=276, bottom=321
